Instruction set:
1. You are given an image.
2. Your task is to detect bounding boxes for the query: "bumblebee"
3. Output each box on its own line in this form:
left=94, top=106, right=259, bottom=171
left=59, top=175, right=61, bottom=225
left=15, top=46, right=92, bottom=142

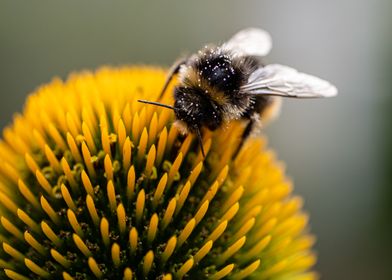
left=139, top=28, right=337, bottom=156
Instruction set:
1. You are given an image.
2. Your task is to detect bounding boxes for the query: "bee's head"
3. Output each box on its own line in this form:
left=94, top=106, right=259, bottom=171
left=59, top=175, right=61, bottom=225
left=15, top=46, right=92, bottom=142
left=173, top=86, right=223, bottom=133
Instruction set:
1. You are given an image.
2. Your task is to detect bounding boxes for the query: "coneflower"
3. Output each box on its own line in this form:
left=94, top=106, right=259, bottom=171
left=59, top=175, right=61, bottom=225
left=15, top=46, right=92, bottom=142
left=0, top=67, right=316, bottom=279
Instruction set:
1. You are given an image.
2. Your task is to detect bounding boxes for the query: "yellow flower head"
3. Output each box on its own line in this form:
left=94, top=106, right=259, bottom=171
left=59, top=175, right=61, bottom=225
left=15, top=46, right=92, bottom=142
left=0, top=67, right=316, bottom=279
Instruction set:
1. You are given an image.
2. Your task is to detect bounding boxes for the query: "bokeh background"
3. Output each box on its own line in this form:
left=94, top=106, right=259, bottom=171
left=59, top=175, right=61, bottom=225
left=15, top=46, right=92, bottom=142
left=1, top=1, right=391, bottom=279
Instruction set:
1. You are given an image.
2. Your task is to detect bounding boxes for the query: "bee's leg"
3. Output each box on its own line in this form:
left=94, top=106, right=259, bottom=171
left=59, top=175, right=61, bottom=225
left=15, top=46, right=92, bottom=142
left=158, top=58, right=188, bottom=100
left=234, top=114, right=260, bottom=158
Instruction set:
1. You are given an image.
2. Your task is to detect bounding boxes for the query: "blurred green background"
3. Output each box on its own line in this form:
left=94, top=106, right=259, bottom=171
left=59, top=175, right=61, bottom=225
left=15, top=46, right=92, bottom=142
left=1, top=0, right=391, bottom=279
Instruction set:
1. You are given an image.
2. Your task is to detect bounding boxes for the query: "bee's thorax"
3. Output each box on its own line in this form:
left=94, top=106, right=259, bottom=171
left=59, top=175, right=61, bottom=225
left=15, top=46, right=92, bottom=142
left=178, top=46, right=257, bottom=122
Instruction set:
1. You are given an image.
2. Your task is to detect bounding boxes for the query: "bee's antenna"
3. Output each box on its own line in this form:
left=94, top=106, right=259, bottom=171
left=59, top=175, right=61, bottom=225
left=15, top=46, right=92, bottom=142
left=195, top=126, right=206, bottom=158
left=138, top=100, right=174, bottom=110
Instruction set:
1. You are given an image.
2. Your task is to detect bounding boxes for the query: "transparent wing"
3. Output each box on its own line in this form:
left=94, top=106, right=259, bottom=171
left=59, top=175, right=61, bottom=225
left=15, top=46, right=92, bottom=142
left=222, top=28, right=272, bottom=57
left=240, top=64, right=338, bottom=98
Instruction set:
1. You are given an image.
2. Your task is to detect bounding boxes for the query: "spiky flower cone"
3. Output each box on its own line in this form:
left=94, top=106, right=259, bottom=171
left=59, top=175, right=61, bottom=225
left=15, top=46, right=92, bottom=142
left=0, top=67, right=316, bottom=280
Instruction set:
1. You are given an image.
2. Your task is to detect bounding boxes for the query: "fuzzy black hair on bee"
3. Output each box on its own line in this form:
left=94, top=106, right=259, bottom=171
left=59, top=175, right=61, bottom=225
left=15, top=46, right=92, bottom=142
left=179, top=46, right=259, bottom=121
left=173, top=85, right=223, bottom=132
